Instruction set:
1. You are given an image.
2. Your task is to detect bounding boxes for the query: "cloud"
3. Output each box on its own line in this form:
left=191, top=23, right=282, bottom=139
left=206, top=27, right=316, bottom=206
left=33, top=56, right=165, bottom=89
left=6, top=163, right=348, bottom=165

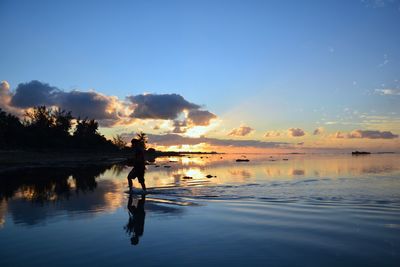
left=334, top=131, right=345, bottom=139
left=375, top=88, right=400, bottom=96
left=127, top=93, right=200, bottom=120
left=171, top=120, right=188, bottom=133
left=11, top=80, right=59, bottom=108
left=0, top=81, right=10, bottom=91
left=55, top=90, right=121, bottom=126
left=0, top=80, right=22, bottom=115
left=288, top=128, right=305, bottom=137
left=2, top=80, right=217, bottom=128
left=126, top=93, right=217, bottom=132
left=297, top=142, right=304, bottom=145
left=187, top=109, right=216, bottom=126
left=264, top=131, right=281, bottom=138
left=0, top=81, right=11, bottom=107
left=347, top=130, right=398, bottom=139
left=228, top=125, right=254, bottom=137
left=313, top=127, right=324, bottom=135
left=6, top=81, right=124, bottom=126
left=122, top=133, right=289, bottom=149
left=378, top=54, right=389, bottom=67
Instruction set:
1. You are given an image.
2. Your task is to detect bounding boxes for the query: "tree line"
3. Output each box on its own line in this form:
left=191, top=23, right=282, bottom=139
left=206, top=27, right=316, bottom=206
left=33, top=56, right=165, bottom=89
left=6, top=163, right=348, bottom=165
left=0, top=106, right=128, bottom=151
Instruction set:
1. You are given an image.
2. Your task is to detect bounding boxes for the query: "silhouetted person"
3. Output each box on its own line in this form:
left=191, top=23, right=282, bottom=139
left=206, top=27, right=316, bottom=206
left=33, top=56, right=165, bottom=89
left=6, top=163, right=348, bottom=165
left=125, top=194, right=146, bottom=246
left=127, top=138, right=146, bottom=192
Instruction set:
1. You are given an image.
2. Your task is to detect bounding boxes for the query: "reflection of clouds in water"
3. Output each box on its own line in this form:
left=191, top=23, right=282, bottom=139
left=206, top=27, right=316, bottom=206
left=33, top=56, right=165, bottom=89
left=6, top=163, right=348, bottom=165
left=2, top=155, right=399, bottom=227
left=145, top=154, right=400, bottom=186
left=361, top=165, right=397, bottom=174
left=180, top=157, right=208, bottom=166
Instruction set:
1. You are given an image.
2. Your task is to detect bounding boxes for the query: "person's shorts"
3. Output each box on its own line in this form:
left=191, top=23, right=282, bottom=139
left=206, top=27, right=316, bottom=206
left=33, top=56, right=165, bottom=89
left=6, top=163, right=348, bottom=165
left=128, top=167, right=145, bottom=183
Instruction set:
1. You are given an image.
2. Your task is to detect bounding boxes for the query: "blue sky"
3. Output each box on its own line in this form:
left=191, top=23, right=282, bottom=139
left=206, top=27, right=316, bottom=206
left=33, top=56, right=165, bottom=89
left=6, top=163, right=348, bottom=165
left=1, top=0, right=400, bottom=151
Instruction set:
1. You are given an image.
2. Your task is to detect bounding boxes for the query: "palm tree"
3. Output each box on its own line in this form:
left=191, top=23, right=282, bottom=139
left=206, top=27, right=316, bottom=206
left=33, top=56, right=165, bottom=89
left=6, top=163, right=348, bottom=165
left=136, top=131, right=148, bottom=149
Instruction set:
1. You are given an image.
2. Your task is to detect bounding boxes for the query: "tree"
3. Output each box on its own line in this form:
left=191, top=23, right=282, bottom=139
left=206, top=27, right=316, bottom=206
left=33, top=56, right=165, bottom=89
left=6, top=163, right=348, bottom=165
left=0, top=108, right=23, bottom=148
left=24, top=106, right=54, bottom=129
left=74, top=118, right=99, bottom=137
left=112, top=134, right=127, bottom=150
left=136, top=131, right=148, bottom=149
left=54, top=109, right=73, bottom=135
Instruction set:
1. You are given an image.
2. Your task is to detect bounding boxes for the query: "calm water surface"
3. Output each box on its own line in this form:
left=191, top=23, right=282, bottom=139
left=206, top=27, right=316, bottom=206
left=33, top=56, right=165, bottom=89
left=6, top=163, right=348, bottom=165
left=1, top=154, right=400, bottom=267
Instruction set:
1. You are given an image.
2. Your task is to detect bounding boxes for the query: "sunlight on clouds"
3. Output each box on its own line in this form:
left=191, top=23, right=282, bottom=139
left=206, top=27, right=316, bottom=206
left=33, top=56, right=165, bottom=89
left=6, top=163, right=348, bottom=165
left=184, top=119, right=221, bottom=138
left=156, top=143, right=209, bottom=152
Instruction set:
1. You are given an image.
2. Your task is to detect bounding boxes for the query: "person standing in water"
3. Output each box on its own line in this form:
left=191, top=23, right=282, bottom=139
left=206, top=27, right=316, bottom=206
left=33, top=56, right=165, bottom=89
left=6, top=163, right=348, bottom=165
left=127, top=138, right=147, bottom=192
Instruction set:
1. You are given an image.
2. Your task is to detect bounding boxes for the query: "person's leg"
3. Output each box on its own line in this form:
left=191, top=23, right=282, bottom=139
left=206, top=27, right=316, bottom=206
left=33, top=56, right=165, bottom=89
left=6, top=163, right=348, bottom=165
left=127, top=168, right=136, bottom=189
left=140, top=181, right=146, bottom=191
left=138, top=168, right=146, bottom=191
left=127, top=177, right=133, bottom=189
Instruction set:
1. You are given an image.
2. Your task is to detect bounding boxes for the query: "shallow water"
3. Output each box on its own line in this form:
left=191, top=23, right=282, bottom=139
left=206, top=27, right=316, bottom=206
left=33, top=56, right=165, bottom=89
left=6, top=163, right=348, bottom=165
left=1, top=154, right=400, bottom=267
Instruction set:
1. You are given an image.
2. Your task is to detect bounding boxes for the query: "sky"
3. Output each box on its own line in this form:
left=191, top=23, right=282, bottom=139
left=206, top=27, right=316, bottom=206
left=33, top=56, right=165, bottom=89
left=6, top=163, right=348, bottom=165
left=1, top=0, right=400, bottom=152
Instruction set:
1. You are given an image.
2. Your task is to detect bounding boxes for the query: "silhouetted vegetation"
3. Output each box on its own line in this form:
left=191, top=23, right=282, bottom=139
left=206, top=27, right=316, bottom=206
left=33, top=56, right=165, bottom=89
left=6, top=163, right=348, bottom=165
left=0, top=106, right=118, bottom=151
left=135, top=131, right=148, bottom=149
left=112, top=134, right=127, bottom=149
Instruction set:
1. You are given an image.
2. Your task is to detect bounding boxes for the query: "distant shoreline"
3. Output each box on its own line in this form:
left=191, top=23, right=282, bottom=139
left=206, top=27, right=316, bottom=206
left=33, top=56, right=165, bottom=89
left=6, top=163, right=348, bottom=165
left=0, top=150, right=221, bottom=173
left=0, top=150, right=397, bottom=173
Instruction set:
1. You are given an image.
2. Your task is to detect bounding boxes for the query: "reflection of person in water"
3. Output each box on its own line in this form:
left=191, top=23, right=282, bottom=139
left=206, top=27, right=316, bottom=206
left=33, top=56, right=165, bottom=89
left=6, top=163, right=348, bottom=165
left=125, top=194, right=146, bottom=246
left=127, top=138, right=146, bottom=192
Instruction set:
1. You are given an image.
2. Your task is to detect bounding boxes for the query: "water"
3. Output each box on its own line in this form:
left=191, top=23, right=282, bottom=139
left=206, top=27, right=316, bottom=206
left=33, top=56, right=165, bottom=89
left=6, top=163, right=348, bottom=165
left=0, top=154, right=399, bottom=266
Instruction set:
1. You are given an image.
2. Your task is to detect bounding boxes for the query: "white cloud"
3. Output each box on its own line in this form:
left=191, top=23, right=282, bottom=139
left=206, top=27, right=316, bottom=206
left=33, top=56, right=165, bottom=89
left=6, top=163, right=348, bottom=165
left=375, top=88, right=400, bottom=96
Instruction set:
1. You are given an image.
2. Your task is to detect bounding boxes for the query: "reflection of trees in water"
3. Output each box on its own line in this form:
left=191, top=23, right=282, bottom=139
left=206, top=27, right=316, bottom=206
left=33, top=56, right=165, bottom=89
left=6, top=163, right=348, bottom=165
left=0, top=165, right=114, bottom=203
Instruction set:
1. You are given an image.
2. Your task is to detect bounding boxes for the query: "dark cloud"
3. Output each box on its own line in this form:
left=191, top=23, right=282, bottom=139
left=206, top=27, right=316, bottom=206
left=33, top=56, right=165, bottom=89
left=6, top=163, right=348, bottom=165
left=228, top=125, right=254, bottom=136
left=3, top=81, right=218, bottom=128
left=11, top=80, right=59, bottom=108
left=6, top=80, right=121, bottom=127
left=187, top=109, right=216, bottom=126
left=123, top=133, right=290, bottom=148
left=288, top=128, right=305, bottom=137
left=55, top=91, right=120, bottom=123
left=347, top=130, right=398, bottom=139
left=171, top=120, right=188, bottom=134
left=127, top=93, right=200, bottom=120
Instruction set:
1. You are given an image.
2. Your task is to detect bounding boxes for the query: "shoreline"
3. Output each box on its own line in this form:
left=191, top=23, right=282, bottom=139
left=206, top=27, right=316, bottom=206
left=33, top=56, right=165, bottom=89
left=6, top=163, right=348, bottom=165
left=0, top=150, right=220, bottom=173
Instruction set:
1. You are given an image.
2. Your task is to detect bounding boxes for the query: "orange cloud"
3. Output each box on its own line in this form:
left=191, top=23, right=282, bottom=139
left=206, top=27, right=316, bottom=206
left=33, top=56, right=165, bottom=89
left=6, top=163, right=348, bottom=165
left=288, top=128, right=305, bottom=137
left=228, top=125, right=254, bottom=137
